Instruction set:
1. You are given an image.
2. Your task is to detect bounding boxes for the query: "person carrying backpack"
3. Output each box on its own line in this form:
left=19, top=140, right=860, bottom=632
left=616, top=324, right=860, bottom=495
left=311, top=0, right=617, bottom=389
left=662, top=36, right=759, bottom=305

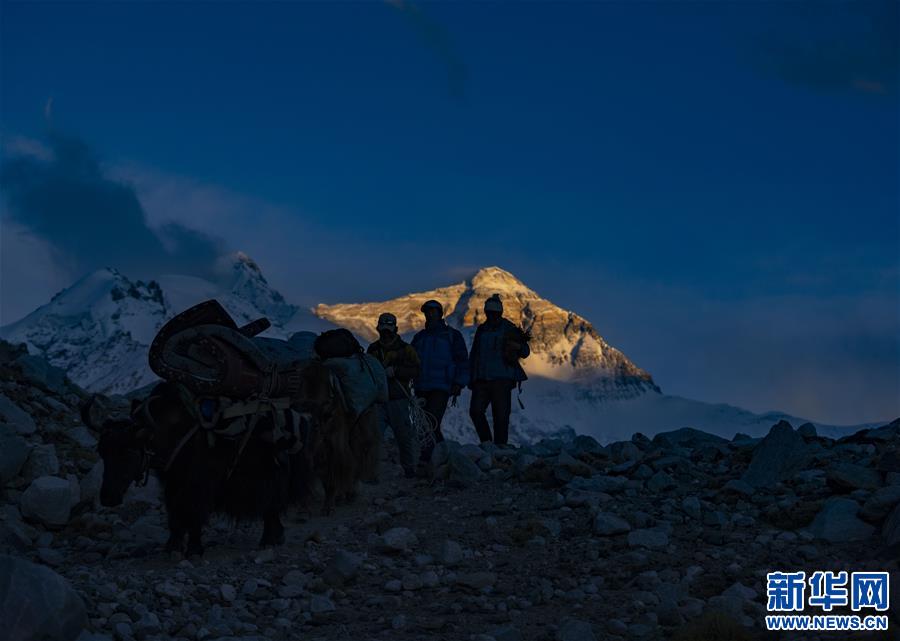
left=367, top=313, right=421, bottom=478
left=468, top=294, right=530, bottom=446
left=411, top=300, right=469, bottom=461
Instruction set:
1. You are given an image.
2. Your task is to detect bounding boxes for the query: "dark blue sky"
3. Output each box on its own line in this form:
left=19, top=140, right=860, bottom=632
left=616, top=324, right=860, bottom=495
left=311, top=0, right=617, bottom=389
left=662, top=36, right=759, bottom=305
left=1, top=0, right=897, bottom=424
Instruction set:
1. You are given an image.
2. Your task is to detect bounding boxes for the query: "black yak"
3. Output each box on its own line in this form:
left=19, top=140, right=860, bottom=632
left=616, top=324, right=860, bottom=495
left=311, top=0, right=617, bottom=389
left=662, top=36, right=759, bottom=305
left=89, top=383, right=311, bottom=556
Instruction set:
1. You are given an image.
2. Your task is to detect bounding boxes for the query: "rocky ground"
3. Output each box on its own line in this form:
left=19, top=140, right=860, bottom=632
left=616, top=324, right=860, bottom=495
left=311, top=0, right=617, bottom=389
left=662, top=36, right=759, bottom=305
left=1, top=339, right=899, bottom=641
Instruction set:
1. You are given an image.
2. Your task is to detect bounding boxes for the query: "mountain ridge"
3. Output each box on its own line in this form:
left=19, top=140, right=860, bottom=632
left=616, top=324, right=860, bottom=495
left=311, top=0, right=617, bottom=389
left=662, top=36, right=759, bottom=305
left=315, top=266, right=658, bottom=397
left=0, top=253, right=302, bottom=395
left=1, top=259, right=883, bottom=443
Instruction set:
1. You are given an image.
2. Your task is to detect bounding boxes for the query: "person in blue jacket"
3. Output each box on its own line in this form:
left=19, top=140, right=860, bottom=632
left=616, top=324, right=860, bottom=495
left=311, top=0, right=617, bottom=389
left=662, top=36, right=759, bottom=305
left=411, top=299, right=469, bottom=460
left=468, top=294, right=530, bottom=445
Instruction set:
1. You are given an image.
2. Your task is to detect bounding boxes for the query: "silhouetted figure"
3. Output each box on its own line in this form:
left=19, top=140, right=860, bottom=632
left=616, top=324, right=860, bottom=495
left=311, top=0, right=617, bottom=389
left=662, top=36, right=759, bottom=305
left=411, top=300, right=469, bottom=461
left=468, top=294, right=530, bottom=445
left=367, top=313, right=420, bottom=478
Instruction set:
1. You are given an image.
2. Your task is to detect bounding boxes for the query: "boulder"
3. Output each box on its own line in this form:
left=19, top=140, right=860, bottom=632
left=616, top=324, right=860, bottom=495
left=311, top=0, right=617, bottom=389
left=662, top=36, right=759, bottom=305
left=681, top=496, right=702, bottom=520
left=491, top=625, right=523, bottom=641
left=826, top=462, right=882, bottom=492
left=0, top=394, right=36, bottom=435
left=323, top=549, right=361, bottom=585
left=567, top=475, right=626, bottom=495
left=804, top=497, right=876, bottom=543
left=79, top=461, right=104, bottom=505
left=860, top=485, right=900, bottom=523
left=608, top=441, right=642, bottom=464
left=0, top=424, right=30, bottom=484
left=652, top=427, right=726, bottom=450
left=14, top=354, right=70, bottom=395
left=438, top=539, right=464, bottom=566
left=448, top=449, right=485, bottom=487
left=20, top=476, right=72, bottom=527
left=455, top=572, right=497, bottom=590
left=430, top=441, right=459, bottom=468
left=22, top=444, right=60, bottom=482
left=458, top=444, right=487, bottom=462
left=741, top=420, right=809, bottom=488
left=593, top=512, right=632, bottom=536
left=64, top=425, right=98, bottom=449
left=722, top=479, right=754, bottom=497
left=555, top=452, right=592, bottom=477
left=378, top=527, right=418, bottom=553
left=532, top=438, right=566, bottom=457
left=569, top=435, right=605, bottom=457
left=627, top=528, right=669, bottom=549
left=0, top=554, right=86, bottom=641
left=647, top=470, right=676, bottom=492
left=555, top=618, right=596, bottom=641
left=797, top=422, right=818, bottom=438
left=0, top=516, right=33, bottom=552
left=878, top=449, right=900, bottom=474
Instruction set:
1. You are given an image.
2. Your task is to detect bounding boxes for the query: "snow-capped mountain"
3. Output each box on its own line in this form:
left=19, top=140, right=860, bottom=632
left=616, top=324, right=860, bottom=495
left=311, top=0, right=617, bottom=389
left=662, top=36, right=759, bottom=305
left=2, top=260, right=880, bottom=443
left=315, top=266, right=873, bottom=443
left=0, top=252, right=316, bottom=395
left=316, top=266, right=659, bottom=401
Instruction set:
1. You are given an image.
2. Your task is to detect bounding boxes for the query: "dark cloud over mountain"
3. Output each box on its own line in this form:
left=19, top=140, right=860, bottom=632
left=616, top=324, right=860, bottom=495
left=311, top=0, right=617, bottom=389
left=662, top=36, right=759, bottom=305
left=0, top=131, right=223, bottom=281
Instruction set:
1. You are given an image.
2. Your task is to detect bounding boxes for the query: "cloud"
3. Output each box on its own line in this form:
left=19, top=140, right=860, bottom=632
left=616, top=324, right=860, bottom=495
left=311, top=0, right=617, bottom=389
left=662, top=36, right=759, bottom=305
left=0, top=219, right=73, bottom=324
left=1, top=135, right=54, bottom=162
left=755, top=0, right=898, bottom=95
left=385, top=0, right=467, bottom=98
left=562, top=270, right=900, bottom=426
left=0, top=131, right=223, bottom=284
left=103, top=161, right=451, bottom=308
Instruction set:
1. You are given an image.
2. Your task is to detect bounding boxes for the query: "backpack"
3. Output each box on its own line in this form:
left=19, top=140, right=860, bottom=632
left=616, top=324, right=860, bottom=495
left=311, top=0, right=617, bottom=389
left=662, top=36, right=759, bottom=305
left=501, top=325, right=530, bottom=367
left=314, top=329, right=363, bottom=360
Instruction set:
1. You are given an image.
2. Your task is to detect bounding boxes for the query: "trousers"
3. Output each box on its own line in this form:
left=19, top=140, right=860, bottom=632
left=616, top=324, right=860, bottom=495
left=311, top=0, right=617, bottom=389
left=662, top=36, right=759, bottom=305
left=377, top=398, right=419, bottom=470
left=469, top=379, right=514, bottom=445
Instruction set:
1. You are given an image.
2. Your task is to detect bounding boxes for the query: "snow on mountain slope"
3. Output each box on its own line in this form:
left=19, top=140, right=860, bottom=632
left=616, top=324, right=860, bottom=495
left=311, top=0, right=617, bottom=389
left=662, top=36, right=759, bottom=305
left=316, top=266, right=658, bottom=400
left=0, top=252, right=326, bottom=394
left=434, top=382, right=873, bottom=446
left=315, top=266, right=874, bottom=443
left=3, top=260, right=881, bottom=443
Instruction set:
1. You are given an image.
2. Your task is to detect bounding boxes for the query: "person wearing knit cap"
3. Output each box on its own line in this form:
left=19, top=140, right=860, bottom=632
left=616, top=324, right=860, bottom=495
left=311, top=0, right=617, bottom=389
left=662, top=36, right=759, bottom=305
left=367, top=312, right=421, bottom=478
left=468, top=293, right=530, bottom=446
left=411, top=299, right=470, bottom=461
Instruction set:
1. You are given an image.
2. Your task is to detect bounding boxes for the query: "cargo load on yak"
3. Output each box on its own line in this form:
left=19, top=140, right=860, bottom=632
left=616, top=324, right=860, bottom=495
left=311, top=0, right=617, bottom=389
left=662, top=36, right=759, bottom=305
left=287, top=331, right=318, bottom=361
left=146, top=299, right=309, bottom=456
left=314, top=329, right=388, bottom=418
left=148, top=299, right=307, bottom=399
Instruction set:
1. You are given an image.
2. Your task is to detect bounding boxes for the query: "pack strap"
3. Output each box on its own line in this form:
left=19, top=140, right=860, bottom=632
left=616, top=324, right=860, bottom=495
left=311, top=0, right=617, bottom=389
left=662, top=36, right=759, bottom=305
left=164, top=423, right=201, bottom=473
left=225, top=411, right=260, bottom=480
left=221, top=397, right=291, bottom=420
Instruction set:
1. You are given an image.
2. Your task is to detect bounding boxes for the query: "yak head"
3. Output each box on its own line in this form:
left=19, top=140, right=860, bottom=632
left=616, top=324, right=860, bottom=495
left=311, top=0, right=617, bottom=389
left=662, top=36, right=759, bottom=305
left=83, top=395, right=154, bottom=507
left=97, top=419, right=153, bottom=507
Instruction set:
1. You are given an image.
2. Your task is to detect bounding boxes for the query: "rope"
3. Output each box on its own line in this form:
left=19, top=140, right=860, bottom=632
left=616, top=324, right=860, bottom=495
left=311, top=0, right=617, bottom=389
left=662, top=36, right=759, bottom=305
left=164, top=423, right=201, bottom=473
left=396, top=384, right=438, bottom=451
left=225, top=410, right=262, bottom=480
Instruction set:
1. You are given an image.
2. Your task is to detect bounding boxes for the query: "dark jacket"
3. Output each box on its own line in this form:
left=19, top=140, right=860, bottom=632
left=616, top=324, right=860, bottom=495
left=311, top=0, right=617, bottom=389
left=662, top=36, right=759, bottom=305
left=411, top=321, right=470, bottom=393
left=367, top=336, right=420, bottom=400
left=469, top=318, right=529, bottom=386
